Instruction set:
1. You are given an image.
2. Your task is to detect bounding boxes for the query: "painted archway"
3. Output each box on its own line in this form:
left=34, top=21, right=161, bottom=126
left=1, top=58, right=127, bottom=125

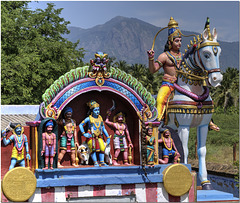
left=40, top=66, right=157, bottom=121
left=38, top=65, right=158, bottom=166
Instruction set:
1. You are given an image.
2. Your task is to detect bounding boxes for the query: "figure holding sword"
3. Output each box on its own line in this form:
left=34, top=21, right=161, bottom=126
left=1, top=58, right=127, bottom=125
left=79, top=100, right=111, bottom=167
left=105, top=101, right=133, bottom=165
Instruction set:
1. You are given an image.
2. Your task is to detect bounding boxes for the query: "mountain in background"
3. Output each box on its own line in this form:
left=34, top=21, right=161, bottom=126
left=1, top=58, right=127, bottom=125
left=65, top=16, right=239, bottom=71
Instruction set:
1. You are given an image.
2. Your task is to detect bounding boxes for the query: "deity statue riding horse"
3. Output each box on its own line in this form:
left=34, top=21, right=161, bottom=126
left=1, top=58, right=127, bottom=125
left=148, top=17, right=223, bottom=190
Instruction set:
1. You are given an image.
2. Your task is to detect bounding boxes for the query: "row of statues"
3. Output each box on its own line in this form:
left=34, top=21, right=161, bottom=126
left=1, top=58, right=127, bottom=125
left=2, top=100, right=180, bottom=171
left=58, top=100, right=134, bottom=168
left=53, top=100, right=180, bottom=169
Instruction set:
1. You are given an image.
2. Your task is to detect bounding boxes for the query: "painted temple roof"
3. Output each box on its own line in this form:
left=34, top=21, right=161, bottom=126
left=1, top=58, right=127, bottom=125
left=40, top=66, right=157, bottom=121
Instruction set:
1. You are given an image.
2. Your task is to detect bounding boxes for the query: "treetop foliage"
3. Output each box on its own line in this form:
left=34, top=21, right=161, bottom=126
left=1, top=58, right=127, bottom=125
left=211, top=67, right=239, bottom=113
left=1, top=1, right=85, bottom=104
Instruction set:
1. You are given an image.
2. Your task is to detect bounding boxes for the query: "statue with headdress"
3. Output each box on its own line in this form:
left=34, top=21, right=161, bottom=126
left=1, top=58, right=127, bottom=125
left=58, top=106, right=78, bottom=167
left=145, top=123, right=157, bottom=166
left=1, top=123, right=31, bottom=170
left=147, top=17, right=220, bottom=130
left=41, top=120, right=56, bottom=169
left=158, top=122, right=180, bottom=164
left=105, top=110, right=133, bottom=165
left=79, top=100, right=111, bottom=166
left=147, top=17, right=183, bottom=122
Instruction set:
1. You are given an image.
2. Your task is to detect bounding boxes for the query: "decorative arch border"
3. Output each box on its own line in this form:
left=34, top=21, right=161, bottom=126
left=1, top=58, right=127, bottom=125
left=40, top=66, right=157, bottom=121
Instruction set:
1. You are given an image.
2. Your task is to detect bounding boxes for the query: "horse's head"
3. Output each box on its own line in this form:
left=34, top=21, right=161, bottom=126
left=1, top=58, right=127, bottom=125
left=195, top=20, right=223, bottom=87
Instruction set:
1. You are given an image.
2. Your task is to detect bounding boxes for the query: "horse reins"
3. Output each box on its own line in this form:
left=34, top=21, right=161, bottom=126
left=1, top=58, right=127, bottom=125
left=196, top=48, right=221, bottom=74
left=173, top=42, right=222, bottom=103
left=176, top=42, right=221, bottom=84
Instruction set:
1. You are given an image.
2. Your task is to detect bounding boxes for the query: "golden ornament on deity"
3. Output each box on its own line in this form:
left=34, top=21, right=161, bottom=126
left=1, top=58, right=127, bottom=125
left=94, top=128, right=101, bottom=136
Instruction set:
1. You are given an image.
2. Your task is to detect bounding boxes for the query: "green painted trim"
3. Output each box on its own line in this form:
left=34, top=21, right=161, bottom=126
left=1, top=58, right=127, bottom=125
left=42, top=66, right=156, bottom=110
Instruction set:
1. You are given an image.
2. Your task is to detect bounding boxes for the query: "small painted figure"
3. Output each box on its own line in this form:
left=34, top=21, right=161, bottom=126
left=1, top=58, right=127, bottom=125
left=79, top=100, right=110, bottom=166
left=158, top=126, right=180, bottom=164
left=58, top=107, right=78, bottom=167
left=105, top=111, right=133, bottom=165
left=90, top=52, right=109, bottom=73
left=145, top=123, right=157, bottom=166
left=2, top=123, right=31, bottom=170
left=41, top=120, right=56, bottom=169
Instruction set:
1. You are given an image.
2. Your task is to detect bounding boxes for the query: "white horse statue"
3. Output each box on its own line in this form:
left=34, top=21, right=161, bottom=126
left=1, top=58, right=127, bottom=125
left=167, top=19, right=223, bottom=190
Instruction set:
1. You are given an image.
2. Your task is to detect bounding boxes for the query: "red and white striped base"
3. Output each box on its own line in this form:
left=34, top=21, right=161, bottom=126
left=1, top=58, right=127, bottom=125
left=27, top=183, right=195, bottom=202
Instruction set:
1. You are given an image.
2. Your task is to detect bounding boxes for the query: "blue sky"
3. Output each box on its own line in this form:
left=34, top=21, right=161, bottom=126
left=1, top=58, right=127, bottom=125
left=29, top=1, right=239, bottom=42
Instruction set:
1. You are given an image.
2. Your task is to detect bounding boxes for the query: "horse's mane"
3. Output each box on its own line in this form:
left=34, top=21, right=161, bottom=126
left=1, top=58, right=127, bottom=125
left=182, top=45, right=196, bottom=60
left=182, top=35, right=203, bottom=61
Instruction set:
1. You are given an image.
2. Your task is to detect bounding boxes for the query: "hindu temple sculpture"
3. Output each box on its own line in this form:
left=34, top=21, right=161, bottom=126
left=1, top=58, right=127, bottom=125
left=58, top=107, right=78, bottom=167
left=2, top=123, right=31, bottom=170
left=148, top=16, right=223, bottom=189
left=79, top=100, right=111, bottom=166
left=105, top=110, right=133, bottom=165
left=145, top=123, right=157, bottom=166
left=41, top=120, right=57, bottom=169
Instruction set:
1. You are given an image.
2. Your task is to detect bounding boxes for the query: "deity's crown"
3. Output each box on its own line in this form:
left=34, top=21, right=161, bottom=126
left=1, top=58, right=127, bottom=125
left=87, top=100, right=100, bottom=109
left=151, top=16, right=198, bottom=51
left=168, top=17, right=182, bottom=42
left=10, top=122, right=24, bottom=135
left=10, top=122, right=22, bottom=130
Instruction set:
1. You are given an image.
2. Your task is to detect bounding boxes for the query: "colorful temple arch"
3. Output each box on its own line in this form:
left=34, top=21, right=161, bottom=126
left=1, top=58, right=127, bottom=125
left=40, top=66, right=157, bottom=121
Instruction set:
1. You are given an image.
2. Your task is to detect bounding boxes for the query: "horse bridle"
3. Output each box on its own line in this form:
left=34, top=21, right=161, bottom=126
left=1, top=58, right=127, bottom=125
left=195, top=42, right=221, bottom=74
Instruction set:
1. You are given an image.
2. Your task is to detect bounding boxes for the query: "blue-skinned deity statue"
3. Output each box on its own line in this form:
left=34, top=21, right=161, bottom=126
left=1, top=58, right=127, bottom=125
left=79, top=100, right=110, bottom=166
left=2, top=123, right=31, bottom=170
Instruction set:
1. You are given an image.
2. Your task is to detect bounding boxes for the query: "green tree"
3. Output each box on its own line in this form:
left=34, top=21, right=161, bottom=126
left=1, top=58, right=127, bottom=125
left=1, top=2, right=85, bottom=104
left=114, top=60, right=130, bottom=73
left=106, top=56, right=117, bottom=69
left=211, top=67, right=239, bottom=112
left=112, top=60, right=163, bottom=95
left=127, top=63, right=163, bottom=95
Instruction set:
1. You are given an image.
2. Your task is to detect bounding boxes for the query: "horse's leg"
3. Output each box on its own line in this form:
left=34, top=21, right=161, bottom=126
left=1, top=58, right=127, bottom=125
left=197, top=124, right=213, bottom=190
left=178, top=126, right=190, bottom=164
